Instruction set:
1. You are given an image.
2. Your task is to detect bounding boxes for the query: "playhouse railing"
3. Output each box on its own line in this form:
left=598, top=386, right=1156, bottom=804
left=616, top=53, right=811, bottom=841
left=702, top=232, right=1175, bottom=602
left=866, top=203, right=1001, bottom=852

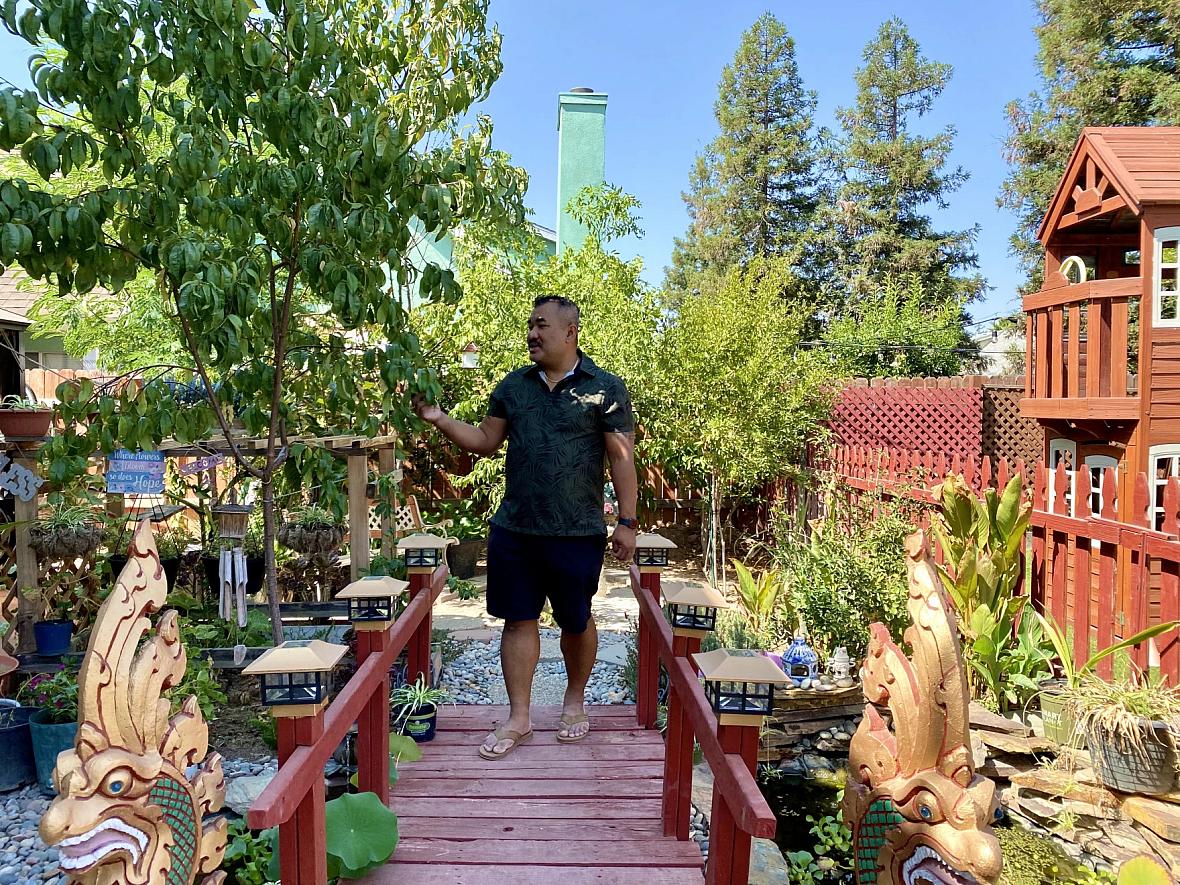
left=630, top=565, right=778, bottom=885
left=247, top=563, right=448, bottom=884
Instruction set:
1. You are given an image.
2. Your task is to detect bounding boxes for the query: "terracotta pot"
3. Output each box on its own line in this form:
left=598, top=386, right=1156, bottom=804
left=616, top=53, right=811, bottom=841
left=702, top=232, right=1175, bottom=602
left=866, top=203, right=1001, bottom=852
left=0, top=409, right=52, bottom=438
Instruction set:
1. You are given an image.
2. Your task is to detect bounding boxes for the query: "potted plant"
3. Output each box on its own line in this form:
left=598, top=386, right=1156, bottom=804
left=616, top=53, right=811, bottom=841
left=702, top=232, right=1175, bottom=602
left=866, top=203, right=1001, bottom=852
left=30, top=500, right=104, bottom=561
left=0, top=702, right=36, bottom=791
left=18, top=667, right=79, bottom=793
left=0, top=394, right=52, bottom=437
left=29, top=590, right=75, bottom=657
left=1035, top=613, right=1178, bottom=746
left=278, top=504, right=346, bottom=557
left=106, top=527, right=190, bottom=589
left=1066, top=674, right=1180, bottom=796
left=425, top=500, right=486, bottom=580
left=390, top=674, right=448, bottom=743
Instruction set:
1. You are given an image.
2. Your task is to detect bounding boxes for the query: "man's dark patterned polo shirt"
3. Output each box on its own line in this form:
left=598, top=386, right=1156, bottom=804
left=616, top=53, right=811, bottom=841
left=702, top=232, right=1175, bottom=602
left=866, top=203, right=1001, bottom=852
left=487, top=352, right=634, bottom=537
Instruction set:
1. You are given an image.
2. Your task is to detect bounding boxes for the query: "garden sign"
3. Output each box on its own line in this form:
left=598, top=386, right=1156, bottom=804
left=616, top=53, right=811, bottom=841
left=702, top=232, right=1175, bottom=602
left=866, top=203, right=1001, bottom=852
left=106, top=449, right=166, bottom=494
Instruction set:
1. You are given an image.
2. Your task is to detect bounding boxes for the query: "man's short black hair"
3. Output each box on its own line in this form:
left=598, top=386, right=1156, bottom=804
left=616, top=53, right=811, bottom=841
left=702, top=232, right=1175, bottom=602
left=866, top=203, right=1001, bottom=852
left=533, top=295, right=581, bottom=328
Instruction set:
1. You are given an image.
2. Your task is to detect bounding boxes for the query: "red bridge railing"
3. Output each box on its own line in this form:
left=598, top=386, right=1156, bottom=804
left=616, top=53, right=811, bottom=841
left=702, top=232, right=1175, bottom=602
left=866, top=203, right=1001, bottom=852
left=248, top=563, right=448, bottom=884
left=630, top=565, right=778, bottom=885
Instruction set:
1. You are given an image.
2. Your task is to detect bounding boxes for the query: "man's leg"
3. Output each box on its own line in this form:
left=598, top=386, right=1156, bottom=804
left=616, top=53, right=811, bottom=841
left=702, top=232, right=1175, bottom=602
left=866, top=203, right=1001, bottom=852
left=482, top=618, right=539, bottom=754
left=559, top=616, right=597, bottom=740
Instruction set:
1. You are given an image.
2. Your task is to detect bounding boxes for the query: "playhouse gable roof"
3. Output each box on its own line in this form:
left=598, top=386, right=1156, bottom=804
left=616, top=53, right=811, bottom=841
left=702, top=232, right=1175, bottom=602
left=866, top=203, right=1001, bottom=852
left=1038, top=127, right=1180, bottom=244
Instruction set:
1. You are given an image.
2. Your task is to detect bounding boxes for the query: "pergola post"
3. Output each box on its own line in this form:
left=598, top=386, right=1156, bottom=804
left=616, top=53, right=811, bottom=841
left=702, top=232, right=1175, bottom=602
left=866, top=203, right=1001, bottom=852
left=348, top=449, right=369, bottom=581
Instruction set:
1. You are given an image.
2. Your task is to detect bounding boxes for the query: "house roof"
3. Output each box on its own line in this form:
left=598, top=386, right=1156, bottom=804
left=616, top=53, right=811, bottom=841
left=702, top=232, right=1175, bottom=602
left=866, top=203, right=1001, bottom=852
left=0, top=270, right=37, bottom=324
left=1039, top=127, right=1180, bottom=243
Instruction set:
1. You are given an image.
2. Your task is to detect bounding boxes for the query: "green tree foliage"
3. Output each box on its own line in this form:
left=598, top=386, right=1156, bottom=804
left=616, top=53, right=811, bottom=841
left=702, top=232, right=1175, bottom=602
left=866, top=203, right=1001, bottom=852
left=0, top=0, right=526, bottom=640
left=822, top=275, right=967, bottom=377
left=825, top=18, right=982, bottom=308
left=665, top=12, right=825, bottom=302
left=1001, top=1, right=1180, bottom=290
left=654, top=258, right=833, bottom=584
left=413, top=185, right=659, bottom=508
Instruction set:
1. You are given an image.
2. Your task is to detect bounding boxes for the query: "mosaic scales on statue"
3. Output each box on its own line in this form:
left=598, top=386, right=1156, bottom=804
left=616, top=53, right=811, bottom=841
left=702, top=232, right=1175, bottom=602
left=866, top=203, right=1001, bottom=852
left=844, top=530, right=1004, bottom=885
left=39, top=520, right=228, bottom=884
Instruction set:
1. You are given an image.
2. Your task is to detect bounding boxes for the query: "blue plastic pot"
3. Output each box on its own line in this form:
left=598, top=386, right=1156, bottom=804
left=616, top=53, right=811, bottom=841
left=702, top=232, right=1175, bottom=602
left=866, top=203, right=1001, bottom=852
left=33, top=620, right=73, bottom=657
left=29, top=709, right=77, bottom=794
left=0, top=704, right=36, bottom=792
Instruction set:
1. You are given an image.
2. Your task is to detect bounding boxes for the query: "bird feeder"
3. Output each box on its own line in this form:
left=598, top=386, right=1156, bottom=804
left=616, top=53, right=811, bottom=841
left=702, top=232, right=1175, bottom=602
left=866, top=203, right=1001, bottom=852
left=663, top=581, right=728, bottom=638
left=396, top=533, right=455, bottom=572
left=336, top=576, right=408, bottom=629
left=243, top=639, right=347, bottom=717
left=635, top=533, right=677, bottom=572
left=693, top=648, right=791, bottom=725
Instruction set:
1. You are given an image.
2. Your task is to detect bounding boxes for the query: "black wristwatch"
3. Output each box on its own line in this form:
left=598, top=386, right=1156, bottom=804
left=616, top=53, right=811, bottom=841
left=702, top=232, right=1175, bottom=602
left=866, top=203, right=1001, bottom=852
left=616, top=517, right=638, bottom=530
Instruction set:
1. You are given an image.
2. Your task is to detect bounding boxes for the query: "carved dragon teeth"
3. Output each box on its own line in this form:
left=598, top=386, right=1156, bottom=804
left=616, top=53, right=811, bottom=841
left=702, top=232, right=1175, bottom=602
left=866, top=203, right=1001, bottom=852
left=56, top=818, right=149, bottom=872
left=901, top=845, right=979, bottom=885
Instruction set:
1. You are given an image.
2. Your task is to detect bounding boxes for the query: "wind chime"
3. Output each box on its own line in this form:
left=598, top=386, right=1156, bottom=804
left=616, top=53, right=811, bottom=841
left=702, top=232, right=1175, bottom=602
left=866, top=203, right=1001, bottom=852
left=212, top=503, right=253, bottom=628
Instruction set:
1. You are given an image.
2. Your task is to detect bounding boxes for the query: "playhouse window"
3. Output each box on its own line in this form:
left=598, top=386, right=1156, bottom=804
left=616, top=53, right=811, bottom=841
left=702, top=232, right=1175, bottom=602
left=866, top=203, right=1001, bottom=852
left=1083, top=454, right=1117, bottom=519
left=1149, top=445, right=1180, bottom=531
left=1048, top=438, right=1077, bottom=516
left=1154, top=227, right=1180, bottom=326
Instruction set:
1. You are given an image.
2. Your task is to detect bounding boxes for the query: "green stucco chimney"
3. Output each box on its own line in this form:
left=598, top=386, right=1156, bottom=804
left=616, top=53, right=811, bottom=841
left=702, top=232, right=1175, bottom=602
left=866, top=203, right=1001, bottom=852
left=556, top=87, right=607, bottom=254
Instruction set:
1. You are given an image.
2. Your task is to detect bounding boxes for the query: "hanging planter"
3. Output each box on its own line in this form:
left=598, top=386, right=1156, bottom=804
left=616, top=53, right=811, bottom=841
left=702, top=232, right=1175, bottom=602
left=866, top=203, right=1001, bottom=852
left=279, top=506, right=346, bottom=556
left=29, top=502, right=104, bottom=560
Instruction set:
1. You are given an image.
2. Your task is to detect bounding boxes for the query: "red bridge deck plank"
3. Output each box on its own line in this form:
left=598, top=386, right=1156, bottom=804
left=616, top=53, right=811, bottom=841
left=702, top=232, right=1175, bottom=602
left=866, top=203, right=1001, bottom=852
left=358, top=705, right=704, bottom=884
left=365, top=865, right=706, bottom=884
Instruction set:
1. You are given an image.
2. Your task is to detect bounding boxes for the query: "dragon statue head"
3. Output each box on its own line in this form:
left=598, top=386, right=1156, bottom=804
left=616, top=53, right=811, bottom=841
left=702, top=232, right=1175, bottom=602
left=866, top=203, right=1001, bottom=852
left=844, top=531, right=1003, bottom=885
left=40, top=520, right=228, bottom=885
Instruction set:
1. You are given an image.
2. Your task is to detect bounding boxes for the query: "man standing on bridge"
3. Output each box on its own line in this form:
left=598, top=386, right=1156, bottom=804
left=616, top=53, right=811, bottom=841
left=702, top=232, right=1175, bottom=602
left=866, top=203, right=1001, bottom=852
left=414, top=295, right=639, bottom=759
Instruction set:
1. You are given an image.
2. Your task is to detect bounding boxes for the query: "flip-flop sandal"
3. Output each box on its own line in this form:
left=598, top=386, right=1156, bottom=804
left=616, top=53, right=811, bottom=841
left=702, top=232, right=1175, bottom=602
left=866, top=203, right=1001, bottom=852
left=478, top=726, right=533, bottom=760
left=556, top=713, right=591, bottom=743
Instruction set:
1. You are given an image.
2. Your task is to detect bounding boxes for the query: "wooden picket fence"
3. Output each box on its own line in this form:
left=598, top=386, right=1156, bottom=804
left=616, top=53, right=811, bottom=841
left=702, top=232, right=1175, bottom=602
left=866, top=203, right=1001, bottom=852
left=827, top=444, right=1180, bottom=685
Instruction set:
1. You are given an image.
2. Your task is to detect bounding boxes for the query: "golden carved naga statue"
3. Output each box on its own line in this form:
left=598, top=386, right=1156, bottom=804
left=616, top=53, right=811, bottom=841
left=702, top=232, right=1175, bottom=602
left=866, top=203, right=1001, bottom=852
left=39, top=520, right=227, bottom=884
left=844, top=531, right=1004, bottom=885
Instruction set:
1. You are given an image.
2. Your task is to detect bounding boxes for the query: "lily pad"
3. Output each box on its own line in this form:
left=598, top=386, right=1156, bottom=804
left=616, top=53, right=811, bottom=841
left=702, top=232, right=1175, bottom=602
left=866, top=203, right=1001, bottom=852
left=325, top=791, right=400, bottom=878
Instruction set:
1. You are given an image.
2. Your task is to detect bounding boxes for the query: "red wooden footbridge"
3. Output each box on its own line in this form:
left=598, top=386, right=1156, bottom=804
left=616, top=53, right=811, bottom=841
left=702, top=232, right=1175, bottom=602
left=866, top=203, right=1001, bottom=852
left=248, top=564, right=778, bottom=884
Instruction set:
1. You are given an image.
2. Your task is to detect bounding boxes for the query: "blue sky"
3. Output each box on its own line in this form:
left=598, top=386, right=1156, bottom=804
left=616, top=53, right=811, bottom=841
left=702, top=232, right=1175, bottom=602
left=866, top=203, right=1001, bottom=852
left=467, top=0, right=1044, bottom=327
left=0, top=0, right=1043, bottom=325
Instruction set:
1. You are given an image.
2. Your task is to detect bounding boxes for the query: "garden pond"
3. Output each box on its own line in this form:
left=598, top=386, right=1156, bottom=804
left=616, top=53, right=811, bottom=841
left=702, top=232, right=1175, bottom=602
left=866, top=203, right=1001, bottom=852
left=758, top=770, right=1112, bottom=885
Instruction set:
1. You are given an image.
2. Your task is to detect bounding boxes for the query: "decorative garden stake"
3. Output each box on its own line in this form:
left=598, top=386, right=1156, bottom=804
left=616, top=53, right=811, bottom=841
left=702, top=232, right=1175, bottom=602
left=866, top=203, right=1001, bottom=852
left=244, top=640, right=347, bottom=715
left=781, top=626, right=820, bottom=687
left=336, top=576, right=408, bottom=628
left=844, top=532, right=1003, bottom=885
left=663, top=581, right=728, bottom=638
left=39, top=520, right=228, bottom=884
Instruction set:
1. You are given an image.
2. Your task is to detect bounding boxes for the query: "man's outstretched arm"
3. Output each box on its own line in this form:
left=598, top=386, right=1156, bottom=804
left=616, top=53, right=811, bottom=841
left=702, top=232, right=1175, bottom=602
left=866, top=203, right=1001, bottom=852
left=414, top=398, right=508, bottom=457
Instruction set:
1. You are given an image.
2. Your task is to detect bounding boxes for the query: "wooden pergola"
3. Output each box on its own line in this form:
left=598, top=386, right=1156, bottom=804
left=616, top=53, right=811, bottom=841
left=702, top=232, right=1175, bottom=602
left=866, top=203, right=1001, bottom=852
left=2, top=430, right=408, bottom=655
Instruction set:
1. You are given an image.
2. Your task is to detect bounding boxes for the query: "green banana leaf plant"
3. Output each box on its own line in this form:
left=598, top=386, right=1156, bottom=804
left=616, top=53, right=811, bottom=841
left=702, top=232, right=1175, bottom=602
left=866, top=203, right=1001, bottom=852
left=1034, top=611, right=1180, bottom=689
left=932, top=473, right=1032, bottom=642
left=731, top=560, right=781, bottom=637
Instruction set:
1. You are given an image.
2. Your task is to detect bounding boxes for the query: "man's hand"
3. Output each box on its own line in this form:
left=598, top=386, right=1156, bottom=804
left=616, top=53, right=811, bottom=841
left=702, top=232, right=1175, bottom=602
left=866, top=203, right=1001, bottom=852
left=611, top=524, right=636, bottom=562
left=412, top=394, right=445, bottom=426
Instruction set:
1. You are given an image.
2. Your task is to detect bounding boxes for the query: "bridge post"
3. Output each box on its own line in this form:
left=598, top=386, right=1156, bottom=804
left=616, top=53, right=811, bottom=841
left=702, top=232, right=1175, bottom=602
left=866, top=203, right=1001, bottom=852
left=277, top=712, right=328, bottom=885
left=406, top=569, right=434, bottom=684
left=662, top=632, right=700, bottom=838
left=636, top=569, right=661, bottom=728
left=634, top=533, right=678, bottom=730
left=706, top=724, right=759, bottom=885
left=356, top=627, right=392, bottom=802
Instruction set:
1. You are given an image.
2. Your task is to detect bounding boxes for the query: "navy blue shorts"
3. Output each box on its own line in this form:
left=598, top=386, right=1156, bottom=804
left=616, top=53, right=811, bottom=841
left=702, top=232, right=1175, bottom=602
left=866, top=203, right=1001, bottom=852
left=485, top=524, right=607, bottom=633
